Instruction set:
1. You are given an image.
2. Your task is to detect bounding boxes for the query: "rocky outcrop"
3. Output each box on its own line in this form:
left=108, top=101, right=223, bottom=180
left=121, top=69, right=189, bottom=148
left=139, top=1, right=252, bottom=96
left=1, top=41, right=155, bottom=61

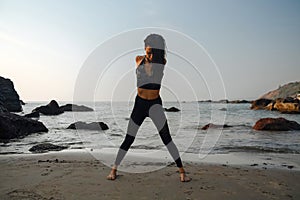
left=253, top=117, right=300, bottom=131
left=31, top=101, right=94, bottom=116
left=164, top=107, right=180, bottom=112
left=0, top=101, right=8, bottom=113
left=252, top=82, right=300, bottom=114
left=250, top=98, right=273, bottom=110
left=67, top=121, right=109, bottom=130
left=229, top=100, right=252, bottom=104
left=260, top=81, right=300, bottom=100
left=198, top=99, right=251, bottom=104
left=60, top=104, right=93, bottom=112
left=29, top=143, right=68, bottom=153
left=0, top=112, right=48, bottom=140
left=201, top=123, right=232, bottom=130
left=24, top=111, right=40, bottom=118
left=0, top=76, right=22, bottom=112
left=251, top=98, right=299, bottom=114
left=272, top=98, right=300, bottom=114
left=32, top=100, right=63, bottom=115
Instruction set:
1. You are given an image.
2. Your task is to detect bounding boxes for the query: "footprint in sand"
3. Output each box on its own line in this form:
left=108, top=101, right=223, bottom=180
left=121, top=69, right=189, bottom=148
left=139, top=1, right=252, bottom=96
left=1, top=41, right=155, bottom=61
left=183, top=189, right=193, bottom=195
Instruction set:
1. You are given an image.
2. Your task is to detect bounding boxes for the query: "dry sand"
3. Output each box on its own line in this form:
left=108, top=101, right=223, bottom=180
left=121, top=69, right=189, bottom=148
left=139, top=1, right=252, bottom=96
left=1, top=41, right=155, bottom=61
left=0, top=151, right=299, bottom=200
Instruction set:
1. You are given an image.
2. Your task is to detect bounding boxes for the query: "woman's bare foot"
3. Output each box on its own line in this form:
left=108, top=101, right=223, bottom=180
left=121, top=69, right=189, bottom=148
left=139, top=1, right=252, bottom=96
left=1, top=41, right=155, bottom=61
left=179, top=168, right=191, bottom=182
left=106, top=168, right=117, bottom=180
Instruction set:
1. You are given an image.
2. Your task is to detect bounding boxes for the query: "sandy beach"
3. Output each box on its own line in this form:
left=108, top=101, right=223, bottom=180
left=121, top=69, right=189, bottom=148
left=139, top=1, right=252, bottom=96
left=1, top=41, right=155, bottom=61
left=0, top=150, right=299, bottom=200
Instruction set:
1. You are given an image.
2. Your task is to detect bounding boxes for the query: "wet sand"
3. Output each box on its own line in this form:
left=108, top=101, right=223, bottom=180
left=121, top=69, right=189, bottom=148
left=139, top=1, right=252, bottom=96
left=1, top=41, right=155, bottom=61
left=0, top=151, right=299, bottom=200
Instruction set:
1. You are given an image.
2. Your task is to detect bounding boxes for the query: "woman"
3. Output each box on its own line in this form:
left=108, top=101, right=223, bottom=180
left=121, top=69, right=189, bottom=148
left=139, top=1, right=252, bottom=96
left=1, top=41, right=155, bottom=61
left=107, top=34, right=191, bottom=182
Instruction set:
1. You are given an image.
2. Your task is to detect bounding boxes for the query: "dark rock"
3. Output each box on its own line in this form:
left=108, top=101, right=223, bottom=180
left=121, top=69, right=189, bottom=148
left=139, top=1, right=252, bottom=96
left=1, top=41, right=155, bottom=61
left=60, top=104, right=93, bottom=112
left=287, top=165, right=294, bottom=169
left=24, top=111, right=40, bottom=118
left=229, top=100, right=252, bottom=104
left=32, top=100, right=64, bottom=115
left=283, top=97, right=299, bottom=103
left=0, top=112, right=48, bottom=140
left=201, top=123, right=232, bottom=130
left=253, top=117, right=300, bottom=131
left=164, top=107, right=180, bottom=112
left=216, top=99, right=229, bottom=103
left=32, top=101, right=94, bottom=115
left=0, top=101, right=8, bottom=113
left=250, top=98, right=273, bottom=110
left=67, top=121, right=109, bottom=130
left=0, top=76, right=22, bottom=112
left=20, top=100, right=26, bottom=105
left=251, top=97, right=300, bottom=114
left=29, top=143, right=68, bottom=153
left=198, top=100, right=212, bottom=103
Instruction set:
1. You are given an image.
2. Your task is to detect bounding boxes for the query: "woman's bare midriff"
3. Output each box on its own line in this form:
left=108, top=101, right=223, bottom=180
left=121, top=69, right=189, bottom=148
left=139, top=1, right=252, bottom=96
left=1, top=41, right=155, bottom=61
left=137, top=88, right=160, bottom=100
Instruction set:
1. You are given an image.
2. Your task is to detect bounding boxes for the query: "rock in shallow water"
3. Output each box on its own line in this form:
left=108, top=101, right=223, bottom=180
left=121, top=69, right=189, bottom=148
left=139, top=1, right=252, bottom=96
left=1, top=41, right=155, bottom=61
left=67, top=121, right=109, bottom=130
left=24, top=111, right=40, bottom=118
left=253, top=117, right=300, bottom=131
left=32, top=100, right=63, bottom=115
left=201, top=123, right=232, bottom=130
left=164, top=107, right=180, bottom=112
left=60, top=104, right=93, bottom=112
left=29, top=143, right=68, bottom=153
left=0, top=112, right=48, bottom=140
left=31, top=100, right=94, bottom=116
left=250, top=98, right=273, bottom=110
left=251, top=98, right=300, bottom=114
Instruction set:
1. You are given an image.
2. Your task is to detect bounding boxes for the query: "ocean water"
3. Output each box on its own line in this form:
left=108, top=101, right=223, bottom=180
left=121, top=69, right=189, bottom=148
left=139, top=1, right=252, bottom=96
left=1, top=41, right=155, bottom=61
left=1, top=101, right=300, bottom=159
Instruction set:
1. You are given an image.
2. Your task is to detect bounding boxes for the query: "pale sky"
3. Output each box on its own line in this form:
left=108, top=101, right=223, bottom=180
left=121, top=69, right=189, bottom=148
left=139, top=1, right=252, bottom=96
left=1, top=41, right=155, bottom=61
left=0, top=0, right=299, bottom=101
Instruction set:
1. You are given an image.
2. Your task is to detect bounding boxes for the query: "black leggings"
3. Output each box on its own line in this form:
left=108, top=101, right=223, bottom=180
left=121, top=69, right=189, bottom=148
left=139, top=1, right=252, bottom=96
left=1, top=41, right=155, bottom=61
left=114, top=94, right=183, bottom=168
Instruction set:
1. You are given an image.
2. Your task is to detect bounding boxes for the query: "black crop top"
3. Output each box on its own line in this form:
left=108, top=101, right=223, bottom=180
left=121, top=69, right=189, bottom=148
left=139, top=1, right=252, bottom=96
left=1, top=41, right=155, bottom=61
left=136, top=56, right=164, bottom=90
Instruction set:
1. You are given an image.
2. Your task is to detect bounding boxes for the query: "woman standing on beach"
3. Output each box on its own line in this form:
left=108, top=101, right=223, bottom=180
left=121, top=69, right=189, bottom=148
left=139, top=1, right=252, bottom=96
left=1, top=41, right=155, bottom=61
left=107, top=34, right=191, bottom=182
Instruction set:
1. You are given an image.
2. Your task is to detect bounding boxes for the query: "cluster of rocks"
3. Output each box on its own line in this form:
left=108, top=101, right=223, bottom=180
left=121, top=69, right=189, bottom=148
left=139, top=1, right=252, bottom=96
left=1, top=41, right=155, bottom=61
left=200, top=118, right=300, bottom=131
left=29, top=100, right=93, bottom=116
left=251, top=97, right=300, bottom=114
left=198, top=99, right=252, bottom=104
left=26, top=119, right=109, bottom=152
left=0, top=77, right=48, bottom=142
left=0, top=112, right=48, bottom=141
left=0, top=76, right=108, bottom=153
